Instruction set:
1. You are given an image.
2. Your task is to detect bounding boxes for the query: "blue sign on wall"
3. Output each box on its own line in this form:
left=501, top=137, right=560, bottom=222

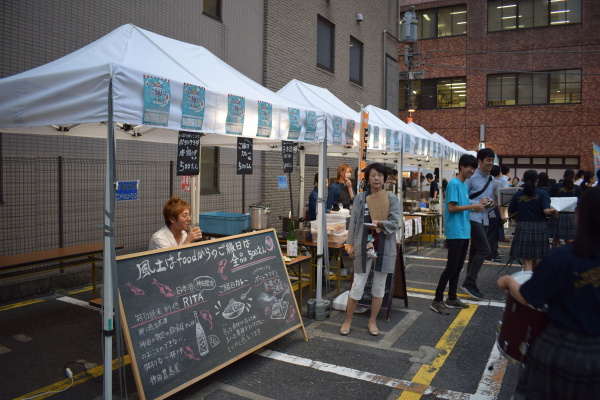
left=277, top=176, right=288, bottom=189
left=116, top=180, right=139, bottom=201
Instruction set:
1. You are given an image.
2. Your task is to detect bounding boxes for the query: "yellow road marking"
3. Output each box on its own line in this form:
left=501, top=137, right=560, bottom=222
left=0, top=299, right=45, bottom=312
left=397, top=305, right=478, bottom=399
left=407, top=287, right=471, bottom=299
left=0, top=286, right=94, bottom=312
left=12, top=355, right=130, bottom=400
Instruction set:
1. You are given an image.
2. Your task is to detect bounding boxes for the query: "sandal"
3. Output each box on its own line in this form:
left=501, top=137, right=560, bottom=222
left=368, top=326, right=379, bottom=336
left=339, top=327, right=351, bottom=336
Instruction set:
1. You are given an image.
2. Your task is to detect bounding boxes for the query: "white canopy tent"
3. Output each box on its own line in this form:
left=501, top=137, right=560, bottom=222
left=0, top=24, right=334, bottom=398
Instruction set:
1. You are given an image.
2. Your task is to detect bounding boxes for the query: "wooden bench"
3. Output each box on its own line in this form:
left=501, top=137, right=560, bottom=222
left=0, top=243, right=124, bottom=297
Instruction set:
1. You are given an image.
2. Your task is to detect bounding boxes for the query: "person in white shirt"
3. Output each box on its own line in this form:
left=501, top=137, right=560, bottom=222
left=149, top=197, right=202, bottom=250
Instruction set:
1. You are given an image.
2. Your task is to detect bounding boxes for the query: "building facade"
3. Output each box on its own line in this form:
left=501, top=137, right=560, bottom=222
left=0, top=1, right=398, bottom=263
left=399, top=0, right=599, bottom=181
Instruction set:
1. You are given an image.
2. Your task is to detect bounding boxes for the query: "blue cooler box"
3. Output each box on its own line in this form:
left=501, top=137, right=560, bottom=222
left=200, top=212, right=250, bottom=235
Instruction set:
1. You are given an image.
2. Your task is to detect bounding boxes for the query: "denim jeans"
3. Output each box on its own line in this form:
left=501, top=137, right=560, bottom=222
left=434, top=239, right=469, bottom=302
left=464, top=221, right=494, bottom=288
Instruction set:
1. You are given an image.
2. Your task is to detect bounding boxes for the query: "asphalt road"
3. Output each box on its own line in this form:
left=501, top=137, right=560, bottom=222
left=0, top=235, right=525, bottom=400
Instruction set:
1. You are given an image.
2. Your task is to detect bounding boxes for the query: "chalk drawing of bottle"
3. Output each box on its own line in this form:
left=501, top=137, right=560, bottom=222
left=194, top=311, right=209, bottom=356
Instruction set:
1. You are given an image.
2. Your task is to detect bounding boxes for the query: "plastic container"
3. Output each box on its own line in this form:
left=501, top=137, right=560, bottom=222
left=200, top=212, right=250, bottom=235
left=312, top=229, right=348, bottom=245
left=310, top=219, right=346, bottom=234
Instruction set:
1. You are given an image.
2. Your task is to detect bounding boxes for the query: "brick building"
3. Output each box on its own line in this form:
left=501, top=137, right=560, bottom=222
left=399, top=0, right=599, bottom=181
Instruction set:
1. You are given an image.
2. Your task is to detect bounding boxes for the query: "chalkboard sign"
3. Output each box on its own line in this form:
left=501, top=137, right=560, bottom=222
left=176, top=131, right=201, bottom=176
left=282, top=141, right=293, bottom=173
left=236, top=137, right=253, bottom=175
left=117, top=230, right=306, bottom=400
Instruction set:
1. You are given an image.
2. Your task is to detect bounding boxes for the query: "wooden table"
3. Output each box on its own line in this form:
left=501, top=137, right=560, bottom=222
left=0, top=243, right=124, bottom=297
left=284, top=254, right=311, bottom=313
left=280, top=239, right=349, bottom=296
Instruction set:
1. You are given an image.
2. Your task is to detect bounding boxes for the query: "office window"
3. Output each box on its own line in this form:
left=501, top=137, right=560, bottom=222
left=201, top=146, right=219, bottom=193
left=349, top=37, right=363, bottom=85
left=414, top=4, right=467, bottom=39
left=203, top=0, right=222, bottom=20
left=400, top=77, right=466, bottom=110
left=487, top=70, right=581, bottom=106
left=438, top=77, right=467, bottom=108
left=317, top=16, right=335, bottom=72
left=488, top=0, right=581, bottom=32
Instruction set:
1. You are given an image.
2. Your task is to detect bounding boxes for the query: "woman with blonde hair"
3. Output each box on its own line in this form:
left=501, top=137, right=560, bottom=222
left=326, top=163, right=355, bottom=212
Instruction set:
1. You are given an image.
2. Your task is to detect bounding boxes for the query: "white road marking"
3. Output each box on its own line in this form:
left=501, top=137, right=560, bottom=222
left=408, top=291, right=506, bottom=308
left=56, top=296, right=100, bottom=311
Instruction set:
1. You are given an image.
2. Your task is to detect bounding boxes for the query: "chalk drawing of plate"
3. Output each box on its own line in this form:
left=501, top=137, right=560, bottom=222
left=222, top=298, right=244, bottom=319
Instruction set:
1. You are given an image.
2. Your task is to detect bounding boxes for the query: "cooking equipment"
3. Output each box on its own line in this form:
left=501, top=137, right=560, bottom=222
left=249, top=206, right=271, bottom=230
left=296, top=228, right=312, bottom=242
left=279, top=215, right=301, bottom=233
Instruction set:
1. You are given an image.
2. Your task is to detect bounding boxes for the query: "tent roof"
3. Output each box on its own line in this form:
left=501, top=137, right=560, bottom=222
left=0, top=24, right=326, bottom=142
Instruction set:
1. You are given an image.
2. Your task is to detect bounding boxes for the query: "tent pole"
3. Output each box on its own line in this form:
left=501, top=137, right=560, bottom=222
left=316, top=134, right=327, bottom=302
left=103, top=75, right=117, bottom=400
left=398, top=141, right=404, bottom=242
left=299, top=146, right=306, bottom=222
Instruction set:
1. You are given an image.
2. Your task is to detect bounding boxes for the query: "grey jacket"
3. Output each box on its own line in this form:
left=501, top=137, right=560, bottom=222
left=347, top=191, right=402, bottom=274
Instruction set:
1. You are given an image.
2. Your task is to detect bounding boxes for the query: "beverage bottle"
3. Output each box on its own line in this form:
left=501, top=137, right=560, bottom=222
left=194, top=311, right=209, bottom=356
left=287, top=219, right=298, bottom=258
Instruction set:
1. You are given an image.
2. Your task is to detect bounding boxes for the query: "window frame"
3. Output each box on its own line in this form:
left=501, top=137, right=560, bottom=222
left=317, top=16, right=335, bottom=72
left=399, top=77, right=467, bottom=110
left=486, top=69, right=582, bottom=107
left=200, top=146, right=219, bottom=194
left=202, top=0, right=222, bottom=21
left=414, top=4, right=468, bottom=40
left=349, top=36, right=363, bottom=85
left=487, top=0, right=581, bottom=32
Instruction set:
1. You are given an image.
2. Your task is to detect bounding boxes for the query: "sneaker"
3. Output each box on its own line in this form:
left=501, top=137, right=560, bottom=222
left=445, top=298, right=470, bottom=309
left=340, top=268, right=348, bottom=277
left=460, top=285, right=485, bottom=299
left=430, top=301, right=450, bottom=315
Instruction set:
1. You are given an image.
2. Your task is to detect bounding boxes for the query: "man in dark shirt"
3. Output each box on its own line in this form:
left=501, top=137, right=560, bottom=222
left=427, top=173, right=438, bottom=199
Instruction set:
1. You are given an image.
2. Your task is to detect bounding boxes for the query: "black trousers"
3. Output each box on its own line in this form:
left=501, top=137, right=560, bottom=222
left=434, top=239, right=469, bottom=302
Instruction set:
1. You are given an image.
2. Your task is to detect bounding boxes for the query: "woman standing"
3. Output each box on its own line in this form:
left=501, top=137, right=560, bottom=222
left=341, top=163, right=401, bottom=336
left=580, top=170, right=596, bottom=192
left=508, top=170, right=557, bottom=271
left=326, top=164, right=355, bottom=212
left=549, top=169, right=581, bottom=246
left=498, top=187, right=600, bottom=399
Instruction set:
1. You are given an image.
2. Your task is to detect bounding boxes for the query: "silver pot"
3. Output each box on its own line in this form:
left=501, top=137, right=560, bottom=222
left=249, top=207, right=271, bottom=230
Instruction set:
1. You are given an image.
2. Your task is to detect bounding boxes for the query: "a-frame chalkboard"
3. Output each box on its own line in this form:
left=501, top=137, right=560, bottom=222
left=116, top=229, right=307, bottom=400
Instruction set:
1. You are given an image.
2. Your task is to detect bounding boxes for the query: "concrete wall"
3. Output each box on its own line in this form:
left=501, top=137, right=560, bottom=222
left=263, top=0, right=399, bottom=112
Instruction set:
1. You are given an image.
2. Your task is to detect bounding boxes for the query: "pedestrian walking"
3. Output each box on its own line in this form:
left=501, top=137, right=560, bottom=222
left=430, top=154, right=484, bottom=315
left=461, top=148, right=496, bottom=299
left=508, top=170, right=557, bottom=271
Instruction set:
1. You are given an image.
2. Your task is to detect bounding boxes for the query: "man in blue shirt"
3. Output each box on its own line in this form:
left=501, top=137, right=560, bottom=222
left=461, top=148, right=496, bottom=299
left=431, top=154, right=485, bottom=314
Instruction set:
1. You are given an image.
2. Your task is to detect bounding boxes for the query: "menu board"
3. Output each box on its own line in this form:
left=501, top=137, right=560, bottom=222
left=176, top=131, right=200, bottom=176
left=236, top=137, right=253, bottom=175
left=117, top=230, right=306, bottom=400
left=282, top=141, right=293, bottom=173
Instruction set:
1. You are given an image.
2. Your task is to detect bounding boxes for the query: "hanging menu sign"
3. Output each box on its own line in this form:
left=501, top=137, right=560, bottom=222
left=236, top=137, right=253, bottom=175
left=282, top=141, right=293, bottom=173
left=176, top=131, right=201, bottom=176
left=117, top=230, right=306, bottom=400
